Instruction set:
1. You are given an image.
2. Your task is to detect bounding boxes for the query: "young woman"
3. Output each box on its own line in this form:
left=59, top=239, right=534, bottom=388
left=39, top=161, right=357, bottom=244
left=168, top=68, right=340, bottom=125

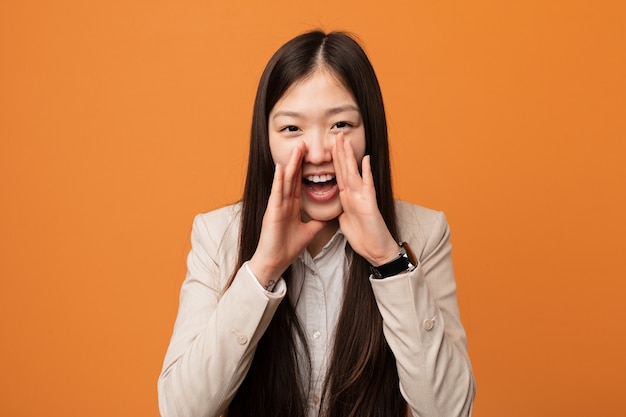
left=158, top=30, right=475, bottom=417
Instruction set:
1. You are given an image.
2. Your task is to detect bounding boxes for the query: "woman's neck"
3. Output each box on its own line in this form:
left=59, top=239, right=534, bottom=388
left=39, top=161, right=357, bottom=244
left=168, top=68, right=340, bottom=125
left=307, top=218, right=339, bottom=258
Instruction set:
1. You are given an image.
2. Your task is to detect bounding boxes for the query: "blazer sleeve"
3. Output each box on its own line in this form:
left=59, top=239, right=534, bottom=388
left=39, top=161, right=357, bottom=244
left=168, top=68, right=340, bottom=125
left=370, top=210, right=475, bottom=417
left=158, top=213, right=286, bottom=417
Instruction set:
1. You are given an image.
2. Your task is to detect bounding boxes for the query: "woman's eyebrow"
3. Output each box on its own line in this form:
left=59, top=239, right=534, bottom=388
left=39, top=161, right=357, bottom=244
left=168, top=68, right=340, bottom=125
left=272, top=105, right=360, bottom=120
left=325, top=105, right=360, bottom=116
left=272, top=110, right=302, bottom=119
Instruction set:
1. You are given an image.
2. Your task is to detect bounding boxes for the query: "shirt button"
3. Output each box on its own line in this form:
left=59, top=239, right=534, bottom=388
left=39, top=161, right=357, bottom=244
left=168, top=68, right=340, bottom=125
left=422, top=318, right=435, bottom=331
left=237, top=334, right=248, bottom=345
left=312, top=331, right=321, bottom=339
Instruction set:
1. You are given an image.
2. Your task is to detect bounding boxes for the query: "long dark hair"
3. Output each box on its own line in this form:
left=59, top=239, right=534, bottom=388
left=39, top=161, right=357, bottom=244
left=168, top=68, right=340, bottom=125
left=226, top=30, right=405, bottom=417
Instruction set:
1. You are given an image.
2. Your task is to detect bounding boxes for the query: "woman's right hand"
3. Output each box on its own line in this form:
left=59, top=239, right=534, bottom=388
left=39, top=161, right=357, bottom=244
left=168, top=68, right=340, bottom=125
left=248, top=141, right=326, bottom=290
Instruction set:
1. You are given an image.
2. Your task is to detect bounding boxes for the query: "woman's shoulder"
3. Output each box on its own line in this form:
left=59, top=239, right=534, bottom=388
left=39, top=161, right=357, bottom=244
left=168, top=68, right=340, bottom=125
left=394, top=200, right=445, bottom=225
left=195, top=202, right=242, bottom=225
left=394, top=200, right=449, bottom=250
left=191, top=202, right=242, bottom=250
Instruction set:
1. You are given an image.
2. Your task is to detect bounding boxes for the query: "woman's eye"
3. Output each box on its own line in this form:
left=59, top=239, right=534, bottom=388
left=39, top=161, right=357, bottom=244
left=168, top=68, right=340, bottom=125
left=333, top=122, right=351, bottom=129
left=281, top=125, right=300, bottom=133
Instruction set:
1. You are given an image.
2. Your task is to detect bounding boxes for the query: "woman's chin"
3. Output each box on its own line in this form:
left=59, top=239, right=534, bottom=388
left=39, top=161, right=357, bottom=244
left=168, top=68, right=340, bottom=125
left=301, top=201, right=343, bottom=223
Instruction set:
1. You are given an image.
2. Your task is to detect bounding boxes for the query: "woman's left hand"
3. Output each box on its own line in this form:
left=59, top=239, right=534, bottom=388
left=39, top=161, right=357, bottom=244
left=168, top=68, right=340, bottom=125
left=332, top=133, right=400, bottom=266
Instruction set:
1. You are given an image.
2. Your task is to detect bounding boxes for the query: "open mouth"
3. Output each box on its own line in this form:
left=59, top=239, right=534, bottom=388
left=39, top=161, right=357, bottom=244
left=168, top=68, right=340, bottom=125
left=303, top=174, right=337, bottom=195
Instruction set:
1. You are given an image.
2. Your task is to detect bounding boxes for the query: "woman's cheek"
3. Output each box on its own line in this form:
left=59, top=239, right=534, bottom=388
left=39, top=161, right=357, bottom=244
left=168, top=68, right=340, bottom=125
left=269, top=136, right=297, bottom=166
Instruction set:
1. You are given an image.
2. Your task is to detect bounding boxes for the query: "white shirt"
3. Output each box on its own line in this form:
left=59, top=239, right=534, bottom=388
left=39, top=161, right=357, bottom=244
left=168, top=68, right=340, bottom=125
left=290, top=230, right=347, bottom=414
left=246, top=229, right=347, bottom=415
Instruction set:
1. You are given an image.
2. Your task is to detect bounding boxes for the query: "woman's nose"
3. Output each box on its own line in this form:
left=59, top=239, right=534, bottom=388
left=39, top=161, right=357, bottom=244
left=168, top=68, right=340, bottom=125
left=304, top=131, right=333, bottom=164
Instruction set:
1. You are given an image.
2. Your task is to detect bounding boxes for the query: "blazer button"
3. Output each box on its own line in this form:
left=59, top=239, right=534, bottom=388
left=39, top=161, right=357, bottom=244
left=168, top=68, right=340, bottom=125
left=422, top=318, right=435, bottom=331
left=237, top=334, right=248, bottom=345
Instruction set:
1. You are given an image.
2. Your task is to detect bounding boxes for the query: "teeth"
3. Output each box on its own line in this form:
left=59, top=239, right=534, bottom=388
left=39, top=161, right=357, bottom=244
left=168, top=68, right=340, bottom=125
left=306, top=174, right=335, bottom=183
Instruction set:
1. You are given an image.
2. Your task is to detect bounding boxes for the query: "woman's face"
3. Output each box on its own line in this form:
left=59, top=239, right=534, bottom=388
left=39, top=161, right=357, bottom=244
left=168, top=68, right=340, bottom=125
left=268, top=69, right=366, bottom=222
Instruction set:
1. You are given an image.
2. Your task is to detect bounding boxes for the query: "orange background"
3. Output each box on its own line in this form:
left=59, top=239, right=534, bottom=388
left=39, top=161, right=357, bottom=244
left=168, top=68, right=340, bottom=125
left=1, top=0, right=625, bottom=416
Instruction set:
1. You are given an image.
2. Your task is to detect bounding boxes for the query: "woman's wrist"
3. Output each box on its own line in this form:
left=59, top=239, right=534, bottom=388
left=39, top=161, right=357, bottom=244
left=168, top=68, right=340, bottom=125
left=369, top=242, right=417, bottom=279
left=365, top=236, right=402, bottom=267
left=248, top=256, right=282, bottom=291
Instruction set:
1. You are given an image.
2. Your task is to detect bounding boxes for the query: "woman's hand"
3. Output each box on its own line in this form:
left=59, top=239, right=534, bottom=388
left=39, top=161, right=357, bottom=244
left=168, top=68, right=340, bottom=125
left=332, top=133, right=400, bottom=266
left=248, top=141, right=326, bottom=289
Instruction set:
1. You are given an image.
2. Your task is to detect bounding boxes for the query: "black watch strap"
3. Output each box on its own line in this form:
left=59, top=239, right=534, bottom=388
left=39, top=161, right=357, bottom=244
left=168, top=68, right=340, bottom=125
left=370, top=242, right=417, bottom=279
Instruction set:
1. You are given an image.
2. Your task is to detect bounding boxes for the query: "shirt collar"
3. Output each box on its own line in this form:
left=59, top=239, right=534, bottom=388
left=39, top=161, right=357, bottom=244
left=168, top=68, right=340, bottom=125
left=298, top=227, right=346, bottom=264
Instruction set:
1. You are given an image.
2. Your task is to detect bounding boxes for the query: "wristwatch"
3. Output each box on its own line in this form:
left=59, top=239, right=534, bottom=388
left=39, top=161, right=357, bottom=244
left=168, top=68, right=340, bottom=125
left=370, top=242, right=417, bottom=279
